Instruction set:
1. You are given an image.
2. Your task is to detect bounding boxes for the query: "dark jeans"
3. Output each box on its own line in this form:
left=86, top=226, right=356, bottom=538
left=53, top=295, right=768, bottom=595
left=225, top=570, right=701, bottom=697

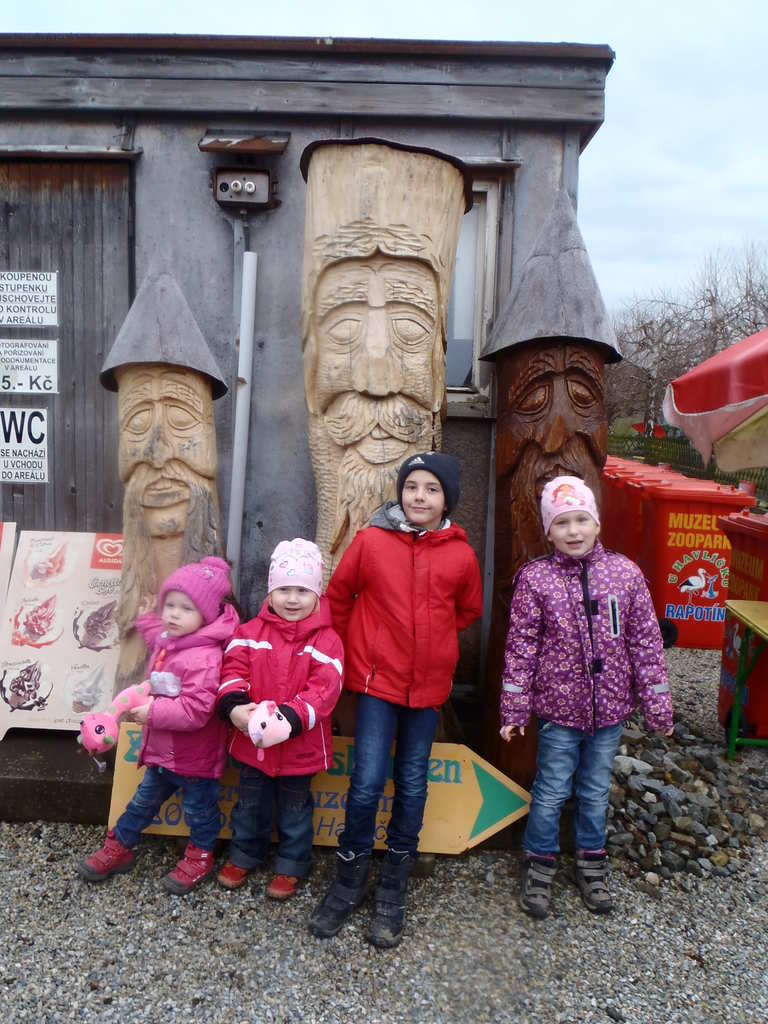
left=228, top=763, right=314, bottom=877
left=339, top=693, right=439, bottom=859
left=114, top=765, right=221, bottom=851
left=523, top=721, right=623, bottom=857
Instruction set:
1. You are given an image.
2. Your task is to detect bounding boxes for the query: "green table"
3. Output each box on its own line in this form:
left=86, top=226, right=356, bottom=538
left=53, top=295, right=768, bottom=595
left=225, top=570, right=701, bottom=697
left=725, top=599, right=768, bottom=761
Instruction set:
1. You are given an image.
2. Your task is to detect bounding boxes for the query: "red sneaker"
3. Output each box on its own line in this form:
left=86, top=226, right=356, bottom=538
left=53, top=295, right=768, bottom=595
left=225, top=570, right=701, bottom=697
left=217, top=861, right=251, bottom=890
left=266, top=874, right=300, bottom=901
left=77, top=830, right=135, bottom=882
left=162, top=843, right=214, bottom=895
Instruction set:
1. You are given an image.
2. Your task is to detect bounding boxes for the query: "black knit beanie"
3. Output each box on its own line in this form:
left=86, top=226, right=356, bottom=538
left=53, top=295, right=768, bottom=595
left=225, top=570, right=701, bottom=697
left=396, top=451, right=461, bottom=515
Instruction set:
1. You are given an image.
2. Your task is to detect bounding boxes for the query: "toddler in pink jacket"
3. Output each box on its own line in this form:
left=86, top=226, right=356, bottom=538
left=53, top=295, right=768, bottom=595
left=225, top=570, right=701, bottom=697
left=500, top=477, right=673, bottom=919
left=78, top=557, right=239, bottom=894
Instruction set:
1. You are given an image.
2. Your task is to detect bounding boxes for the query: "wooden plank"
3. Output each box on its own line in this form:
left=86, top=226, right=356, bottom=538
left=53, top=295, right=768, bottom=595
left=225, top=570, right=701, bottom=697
left=0, top=77, right=605, bottom=122
left=0, top=159, right=129, bottom=534
left=0, top=53, right=609, bottom=89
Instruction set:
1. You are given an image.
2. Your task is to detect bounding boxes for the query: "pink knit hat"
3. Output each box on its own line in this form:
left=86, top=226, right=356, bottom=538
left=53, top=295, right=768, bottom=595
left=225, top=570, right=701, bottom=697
left=268, top=538, right=324, bottom=598
left=158, top=556, right=232, bottom=624
left=541, top=476, right=600, bottom=535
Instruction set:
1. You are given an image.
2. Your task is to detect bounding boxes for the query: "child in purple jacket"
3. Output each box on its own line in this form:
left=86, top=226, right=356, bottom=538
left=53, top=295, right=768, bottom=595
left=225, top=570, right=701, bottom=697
left=500, top=476, right=673, bottom=918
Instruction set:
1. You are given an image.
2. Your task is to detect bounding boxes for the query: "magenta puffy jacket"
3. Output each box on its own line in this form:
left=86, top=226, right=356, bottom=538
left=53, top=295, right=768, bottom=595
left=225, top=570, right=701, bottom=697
left=500, top=542, right=673, bottom=734
left=135, top=603, right=240, bottom=779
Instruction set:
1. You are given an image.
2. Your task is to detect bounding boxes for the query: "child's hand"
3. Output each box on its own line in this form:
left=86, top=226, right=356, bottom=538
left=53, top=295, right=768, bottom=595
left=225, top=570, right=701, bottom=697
left=230, top=703, right=257, bottom=734
left=656, top=727, right=674, bottom=737
left=500, top=724, right=525, bottom=742
left=127, top=699, right=153, bottom=725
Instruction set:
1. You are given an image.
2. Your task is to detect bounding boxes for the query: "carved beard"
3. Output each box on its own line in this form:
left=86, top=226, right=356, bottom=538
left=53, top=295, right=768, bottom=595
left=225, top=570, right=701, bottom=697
left=308, top=393, right=440, bottom=580
left=499, top=434, right=603, bottom=594
left=116, top=458, right=221, bottom=636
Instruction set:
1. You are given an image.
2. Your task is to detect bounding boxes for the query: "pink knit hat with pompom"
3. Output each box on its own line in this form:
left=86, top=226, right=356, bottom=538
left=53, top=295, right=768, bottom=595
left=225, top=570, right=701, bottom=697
left=158, top=556, right=232, bottom=624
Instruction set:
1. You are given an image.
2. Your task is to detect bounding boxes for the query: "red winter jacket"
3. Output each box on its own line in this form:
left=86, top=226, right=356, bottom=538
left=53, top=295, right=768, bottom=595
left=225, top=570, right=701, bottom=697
left=327, top=519, right=483, bottom=708
left=216, top=597, right=343, bottom=777
left=135, top=603, right=240, bottom=780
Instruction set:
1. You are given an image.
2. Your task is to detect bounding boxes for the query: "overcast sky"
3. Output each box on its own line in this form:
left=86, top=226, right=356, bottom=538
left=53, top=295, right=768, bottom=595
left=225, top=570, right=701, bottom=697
left=4, top=1, right=767, bottom=312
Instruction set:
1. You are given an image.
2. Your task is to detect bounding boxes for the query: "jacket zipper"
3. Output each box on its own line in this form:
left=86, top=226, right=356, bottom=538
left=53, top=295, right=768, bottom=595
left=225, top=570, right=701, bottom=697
left=579, top=560, right=598, bottom=733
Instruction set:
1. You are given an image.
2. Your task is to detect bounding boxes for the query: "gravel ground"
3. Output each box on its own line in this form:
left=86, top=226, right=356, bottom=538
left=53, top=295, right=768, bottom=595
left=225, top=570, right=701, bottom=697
left=1, top=648, right=766, bottom=1024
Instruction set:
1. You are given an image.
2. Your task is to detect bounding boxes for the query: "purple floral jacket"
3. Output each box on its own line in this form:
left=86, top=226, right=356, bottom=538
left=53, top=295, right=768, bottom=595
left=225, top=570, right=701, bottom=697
left=500, top=541, right=673, bottom=734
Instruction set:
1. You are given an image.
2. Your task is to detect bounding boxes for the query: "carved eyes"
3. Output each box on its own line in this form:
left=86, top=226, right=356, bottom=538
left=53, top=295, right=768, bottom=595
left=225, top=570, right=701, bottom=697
left=326, top=318, right=362, bottom=345
left=513, top=383, right=549, bottom=415
left=122, top=403, right=200, bottom=435
left=567, top=378, right=599, bottom=409
left=391, top=317, right=430, bottom=348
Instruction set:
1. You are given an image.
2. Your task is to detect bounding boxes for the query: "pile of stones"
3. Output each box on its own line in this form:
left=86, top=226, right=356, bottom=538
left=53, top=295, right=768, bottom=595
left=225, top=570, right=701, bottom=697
left=607, top=719, right=768, bottom=898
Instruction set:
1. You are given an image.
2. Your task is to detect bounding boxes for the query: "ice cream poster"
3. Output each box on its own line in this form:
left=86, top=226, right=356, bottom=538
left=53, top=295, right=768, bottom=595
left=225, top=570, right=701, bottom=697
left=0, top=532, right=122, bottom=740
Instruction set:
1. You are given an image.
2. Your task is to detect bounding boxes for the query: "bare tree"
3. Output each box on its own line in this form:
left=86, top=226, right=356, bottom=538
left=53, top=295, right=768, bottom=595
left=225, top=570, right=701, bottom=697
left=606, top=243, right=768, bottom=423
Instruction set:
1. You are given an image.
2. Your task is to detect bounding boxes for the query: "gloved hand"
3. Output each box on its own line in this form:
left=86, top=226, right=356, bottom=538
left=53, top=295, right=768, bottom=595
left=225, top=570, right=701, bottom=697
left=248, top=700, right=292, bottom=752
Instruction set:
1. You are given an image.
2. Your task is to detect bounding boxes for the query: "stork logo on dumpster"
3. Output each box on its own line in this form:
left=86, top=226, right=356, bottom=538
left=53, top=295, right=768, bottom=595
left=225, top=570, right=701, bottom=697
left=665, top=551, right=728, bottom=623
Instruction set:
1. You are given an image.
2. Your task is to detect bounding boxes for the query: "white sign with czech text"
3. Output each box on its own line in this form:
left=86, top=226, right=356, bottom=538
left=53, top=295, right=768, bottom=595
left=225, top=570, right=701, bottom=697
left=0, top=271, right=58, bottom=327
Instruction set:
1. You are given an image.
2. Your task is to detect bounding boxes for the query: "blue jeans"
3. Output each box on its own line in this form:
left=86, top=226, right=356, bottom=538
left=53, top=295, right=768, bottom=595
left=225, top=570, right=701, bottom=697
left=228, top=763, right=314, bottom=877
left=340, top=693, right=439, bottom=859
left=114, top=766, right=221, bottom=851
left=523, top=721, right=623, bottom=857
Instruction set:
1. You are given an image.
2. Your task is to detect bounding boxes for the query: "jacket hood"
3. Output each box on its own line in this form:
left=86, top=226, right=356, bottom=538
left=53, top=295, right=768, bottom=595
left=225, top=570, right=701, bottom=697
left=370, top=501, right=454, bottom=536
left=155, top=601, right=240, bottom=651
left=257, top=594, right=333, bottom=636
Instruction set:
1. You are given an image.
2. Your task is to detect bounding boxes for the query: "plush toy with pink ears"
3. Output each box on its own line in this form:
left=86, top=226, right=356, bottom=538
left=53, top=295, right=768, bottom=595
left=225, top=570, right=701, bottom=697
left=78, top=681, right=152, bottom=756
left=247, top=700, right=292, bottom=761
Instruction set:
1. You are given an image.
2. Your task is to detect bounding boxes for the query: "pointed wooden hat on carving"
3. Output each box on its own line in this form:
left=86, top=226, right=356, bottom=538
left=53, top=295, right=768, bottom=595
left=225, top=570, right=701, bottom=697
left=100, top=264, right=228, bottom=398
left=480, top=189, right=621, bottom=363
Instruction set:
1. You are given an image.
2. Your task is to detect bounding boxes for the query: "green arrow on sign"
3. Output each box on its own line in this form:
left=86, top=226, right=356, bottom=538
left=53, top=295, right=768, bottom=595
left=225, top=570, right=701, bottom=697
left=469, top=758, right=529, bottom=845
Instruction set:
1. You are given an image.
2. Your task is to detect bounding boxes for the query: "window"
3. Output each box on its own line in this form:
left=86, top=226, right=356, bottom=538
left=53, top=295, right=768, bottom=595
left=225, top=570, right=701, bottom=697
left=445, top=179, right=499, bottom=413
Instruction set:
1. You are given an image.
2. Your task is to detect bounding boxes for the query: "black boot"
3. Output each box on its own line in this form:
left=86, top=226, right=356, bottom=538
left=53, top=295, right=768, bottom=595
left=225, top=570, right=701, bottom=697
left=367, top=855, right=414, bottom=949
left=308, top=851, right=370, bottom=939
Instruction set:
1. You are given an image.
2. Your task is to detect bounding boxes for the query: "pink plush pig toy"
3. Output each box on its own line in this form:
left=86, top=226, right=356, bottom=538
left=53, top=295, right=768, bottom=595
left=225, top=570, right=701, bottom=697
left=247, top=700, right=292, bottom=762
left=78, top=681, right=152, bottom=759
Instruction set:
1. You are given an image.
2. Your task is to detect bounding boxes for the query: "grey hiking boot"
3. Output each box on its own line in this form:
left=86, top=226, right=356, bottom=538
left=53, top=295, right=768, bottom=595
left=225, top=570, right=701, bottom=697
left=572, top=854, right=613, bottom=914
left=367, top=855, right=414, bottom=949
left=518, top=856, right=557, bottom=919
left=309, top=851, right=370, bottom=939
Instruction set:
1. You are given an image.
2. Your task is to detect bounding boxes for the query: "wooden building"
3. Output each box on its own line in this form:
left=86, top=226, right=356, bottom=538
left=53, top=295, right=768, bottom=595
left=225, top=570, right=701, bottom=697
left=0, top=34, right=613, bottom=741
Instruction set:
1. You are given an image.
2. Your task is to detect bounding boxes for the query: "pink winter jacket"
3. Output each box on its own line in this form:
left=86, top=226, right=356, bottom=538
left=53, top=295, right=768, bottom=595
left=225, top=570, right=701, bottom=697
left=500, top=542, right=673, bottom=734
left=135, top=603, right=240, bottom=779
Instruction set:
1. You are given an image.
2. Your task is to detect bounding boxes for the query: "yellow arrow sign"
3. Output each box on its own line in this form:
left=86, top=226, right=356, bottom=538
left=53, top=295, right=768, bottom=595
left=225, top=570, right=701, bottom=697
left=108, top=727, right=529, bottom=855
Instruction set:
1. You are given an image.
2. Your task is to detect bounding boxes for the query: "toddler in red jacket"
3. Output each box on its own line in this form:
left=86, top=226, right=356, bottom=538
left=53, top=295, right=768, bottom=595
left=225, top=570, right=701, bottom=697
left=215, top=538, right=343, bottom=901
left=309, top=451, right=483, bottom=948
left=77, top=557, right=239, bottom=894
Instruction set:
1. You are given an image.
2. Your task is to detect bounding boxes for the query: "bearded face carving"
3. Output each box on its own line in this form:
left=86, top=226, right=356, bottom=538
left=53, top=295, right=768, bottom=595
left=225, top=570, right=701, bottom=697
left=495, top=341, right=607, bottom=588
left=301, top=140, right=470, bottom=577
left=113, top=364, right=221, bottom=691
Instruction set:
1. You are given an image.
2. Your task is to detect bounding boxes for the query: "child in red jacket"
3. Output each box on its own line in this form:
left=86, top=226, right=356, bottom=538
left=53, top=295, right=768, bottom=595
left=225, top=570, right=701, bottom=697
left=309, top=451, right=483, bottom=948
left=215, top=538, right=343, bottom=900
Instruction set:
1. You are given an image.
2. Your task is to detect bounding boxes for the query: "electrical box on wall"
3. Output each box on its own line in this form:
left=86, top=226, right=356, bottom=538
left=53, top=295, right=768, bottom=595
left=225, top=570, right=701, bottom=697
left=213, top=168, right=275, bottom=209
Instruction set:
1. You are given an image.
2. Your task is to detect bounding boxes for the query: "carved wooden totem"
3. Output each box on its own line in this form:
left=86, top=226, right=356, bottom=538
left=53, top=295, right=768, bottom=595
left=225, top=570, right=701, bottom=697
left=300, top=139, right=471, bottom=579
left=101, top=268, right=227, bottom=694
left=481, top=190, right=621, bottom=786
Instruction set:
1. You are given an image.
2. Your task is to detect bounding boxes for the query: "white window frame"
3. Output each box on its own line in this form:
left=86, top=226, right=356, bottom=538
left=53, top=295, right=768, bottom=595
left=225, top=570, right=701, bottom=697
left=446, top=178, right=499, bottom=418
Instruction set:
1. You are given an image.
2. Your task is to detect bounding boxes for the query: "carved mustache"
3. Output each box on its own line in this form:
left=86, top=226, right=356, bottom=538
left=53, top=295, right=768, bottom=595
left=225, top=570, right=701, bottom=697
left=323, top=392, right=432, bottom=447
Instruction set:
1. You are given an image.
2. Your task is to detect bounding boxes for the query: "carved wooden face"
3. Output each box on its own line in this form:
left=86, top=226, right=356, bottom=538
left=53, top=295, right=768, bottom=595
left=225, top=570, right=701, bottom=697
left=116, top=365, right=216, bottom=539
left=312, top=253, right=442, bottom=447
left=495, top=341, right=607, bottom=574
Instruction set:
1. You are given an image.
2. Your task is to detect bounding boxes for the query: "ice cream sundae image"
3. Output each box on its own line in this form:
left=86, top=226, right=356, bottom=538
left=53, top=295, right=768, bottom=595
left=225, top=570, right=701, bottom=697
left=72, top=600, right=119, bottom=651
left=0, top=661, right=53, bottom=712
left=11, top=595, right=63, bottom=648
left=68, top=664, right=107, bottom=714
left=27, top=542, right=67, bottom=584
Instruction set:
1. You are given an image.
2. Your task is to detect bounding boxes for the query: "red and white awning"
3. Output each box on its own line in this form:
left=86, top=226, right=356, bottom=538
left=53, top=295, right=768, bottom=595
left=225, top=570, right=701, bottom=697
left=662, top=326, right=768, bottom=470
